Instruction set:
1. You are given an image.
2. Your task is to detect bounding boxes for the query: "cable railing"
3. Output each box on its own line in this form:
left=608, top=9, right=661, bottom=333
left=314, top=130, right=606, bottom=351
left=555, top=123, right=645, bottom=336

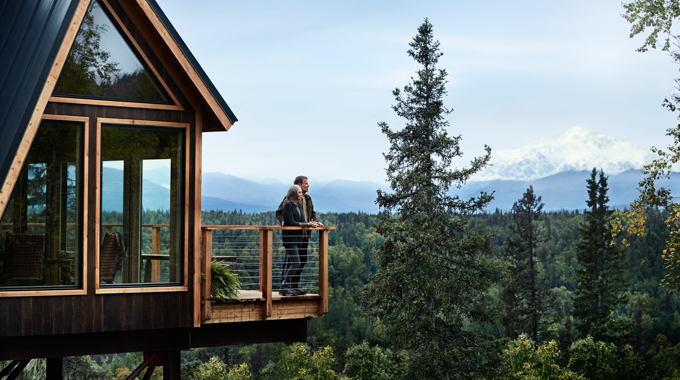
left=200, top=225, right=336, bottom=321
left=209, top=232, right=319, bottom=292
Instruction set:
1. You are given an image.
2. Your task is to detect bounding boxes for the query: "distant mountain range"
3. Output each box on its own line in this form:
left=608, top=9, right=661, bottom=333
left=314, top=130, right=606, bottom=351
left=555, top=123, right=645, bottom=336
left=101, top=166, right=171, bottom=212
left=456, top=169, right=677, bottom=212
left=200, top=169, right=680, bottom=214
left=201, top=172, right=379, bottom=214
left=101, top=167, right=680, bottom=215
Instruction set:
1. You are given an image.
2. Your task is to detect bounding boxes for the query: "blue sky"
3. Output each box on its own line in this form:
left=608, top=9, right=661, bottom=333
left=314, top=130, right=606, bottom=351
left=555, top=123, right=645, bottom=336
left=157, top=0, right=679, bottom=184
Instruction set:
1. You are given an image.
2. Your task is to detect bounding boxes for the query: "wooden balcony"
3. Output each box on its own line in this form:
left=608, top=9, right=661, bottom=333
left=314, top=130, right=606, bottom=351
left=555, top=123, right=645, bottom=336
left=200, top=226, right=336, bottom=324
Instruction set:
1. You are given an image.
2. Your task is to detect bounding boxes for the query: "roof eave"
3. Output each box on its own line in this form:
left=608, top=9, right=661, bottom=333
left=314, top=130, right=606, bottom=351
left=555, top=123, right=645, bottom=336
left=141, top=0, right=237, bottom=131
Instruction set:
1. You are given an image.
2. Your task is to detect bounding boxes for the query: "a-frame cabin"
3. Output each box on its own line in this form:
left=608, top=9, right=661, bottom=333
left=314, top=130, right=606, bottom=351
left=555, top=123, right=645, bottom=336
left=0, top=1, right=332, bottom=378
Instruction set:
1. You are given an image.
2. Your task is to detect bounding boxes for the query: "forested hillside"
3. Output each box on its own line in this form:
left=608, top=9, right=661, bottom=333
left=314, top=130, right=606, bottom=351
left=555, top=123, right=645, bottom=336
left=10, top=207, right=676, bottom=379
left=193, top=207, right=680, bottom=379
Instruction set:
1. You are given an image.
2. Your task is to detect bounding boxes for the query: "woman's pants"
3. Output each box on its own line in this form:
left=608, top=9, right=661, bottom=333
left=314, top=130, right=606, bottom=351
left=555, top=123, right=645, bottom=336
left=282, top=243, right=301, bottom=286
left=281, top=239, right=308, bottom=287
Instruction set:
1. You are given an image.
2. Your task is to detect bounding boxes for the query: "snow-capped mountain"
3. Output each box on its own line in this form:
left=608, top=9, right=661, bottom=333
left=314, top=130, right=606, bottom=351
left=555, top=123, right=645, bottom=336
left=474, top=126, right=654, bottom=182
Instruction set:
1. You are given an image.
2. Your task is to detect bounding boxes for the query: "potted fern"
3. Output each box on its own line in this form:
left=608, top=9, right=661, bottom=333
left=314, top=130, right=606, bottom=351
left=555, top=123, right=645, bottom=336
left=204, top=259, right=241, bottom=301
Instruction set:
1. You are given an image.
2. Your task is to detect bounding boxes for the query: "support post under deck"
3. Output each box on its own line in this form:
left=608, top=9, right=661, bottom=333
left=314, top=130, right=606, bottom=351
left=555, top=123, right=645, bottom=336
left=46, top=357, right=63, bottom=380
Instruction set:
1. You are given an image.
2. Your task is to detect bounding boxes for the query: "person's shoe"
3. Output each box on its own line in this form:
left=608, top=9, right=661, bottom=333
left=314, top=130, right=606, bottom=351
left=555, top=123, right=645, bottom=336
left=280, top=288, right=297, bottom=296
left=279, top=284, right=297, bottom=296
left=294, top=288, right=307, bottom=295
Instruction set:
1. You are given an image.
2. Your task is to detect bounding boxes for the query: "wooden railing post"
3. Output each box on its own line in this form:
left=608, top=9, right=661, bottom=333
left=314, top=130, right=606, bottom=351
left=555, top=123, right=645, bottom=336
left=152, top=226, right=161, bottom=283
left=260, top=228, right=273, bottom=318
left=318, top=229, right=329, bottom=315
left=201, top=229, right=212, bottom=322
left=258, top=230, right=264, bottom=292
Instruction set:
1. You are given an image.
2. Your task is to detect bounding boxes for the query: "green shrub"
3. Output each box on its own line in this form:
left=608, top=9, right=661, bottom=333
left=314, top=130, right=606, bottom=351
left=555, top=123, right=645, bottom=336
left=489, top=334, right=583, bottom=380
left=567, top=336, right=643, bottom=380
left=208, top=260, right=241, bottom=301
left=259, top=344, right=341, bottom=380
left=342, top=342, right=403, bottom=380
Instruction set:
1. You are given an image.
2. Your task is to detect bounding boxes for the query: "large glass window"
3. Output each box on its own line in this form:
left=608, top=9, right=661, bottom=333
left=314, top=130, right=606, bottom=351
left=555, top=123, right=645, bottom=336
left=53, top=0, right=169, bottom=103
left=0, top=121, right=83, bottom=289
left=100, top=125, right=183, bottom=286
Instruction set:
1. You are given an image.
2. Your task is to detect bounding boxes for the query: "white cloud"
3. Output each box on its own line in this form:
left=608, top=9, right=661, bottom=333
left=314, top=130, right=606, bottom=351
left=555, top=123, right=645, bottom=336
left=474, top=126, right=654, bottom=181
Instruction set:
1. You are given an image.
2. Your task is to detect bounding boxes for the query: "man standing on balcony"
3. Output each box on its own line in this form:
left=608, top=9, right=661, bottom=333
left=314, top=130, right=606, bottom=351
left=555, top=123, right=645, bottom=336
left=276, top=175, right=323, bottom=295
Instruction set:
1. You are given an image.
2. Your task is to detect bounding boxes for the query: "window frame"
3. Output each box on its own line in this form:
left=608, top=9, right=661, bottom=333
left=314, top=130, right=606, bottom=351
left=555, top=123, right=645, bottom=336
left=49, top=0, right=184, bottom=112
left=95, top=117, right=189, bottom=294
left=0, top=114, right=89, bottom=297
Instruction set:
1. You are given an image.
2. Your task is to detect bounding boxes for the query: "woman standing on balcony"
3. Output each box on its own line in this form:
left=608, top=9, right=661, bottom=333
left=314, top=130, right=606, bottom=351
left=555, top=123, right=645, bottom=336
left=280, top=185, right=318, bottom=296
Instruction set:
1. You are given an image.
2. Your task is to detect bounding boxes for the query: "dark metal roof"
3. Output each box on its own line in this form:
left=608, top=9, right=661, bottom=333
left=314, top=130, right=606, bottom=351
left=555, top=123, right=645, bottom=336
left=146, top=0, right=238, bottom=124
left=0, top=0, right=80, bottom=192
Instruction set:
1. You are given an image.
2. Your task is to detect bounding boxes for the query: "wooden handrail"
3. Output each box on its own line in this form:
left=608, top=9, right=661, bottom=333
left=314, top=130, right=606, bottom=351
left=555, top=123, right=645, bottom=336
left=199, top=226, right=335, bottom=322
left=0, top=223, right=173, bottom=227
left=102, top=224, right=170, bottom=227
left=202, top=225, right=337, bottom=230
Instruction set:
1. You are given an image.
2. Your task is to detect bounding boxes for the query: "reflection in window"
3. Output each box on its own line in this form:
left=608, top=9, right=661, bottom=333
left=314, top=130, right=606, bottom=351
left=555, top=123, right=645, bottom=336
left=53, top=0, right=168, bottom=103
left=100, top=126, right=183, bottom=286
left=0, top=121, right=82, bottom=289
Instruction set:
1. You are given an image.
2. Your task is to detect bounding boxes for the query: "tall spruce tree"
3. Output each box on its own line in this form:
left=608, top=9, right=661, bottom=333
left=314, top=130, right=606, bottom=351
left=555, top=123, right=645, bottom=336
left=573, top=169, right=629, bottom=340
left=361, top=19, right=503, bottom=379
left=501, top=186, right=552, bottom=343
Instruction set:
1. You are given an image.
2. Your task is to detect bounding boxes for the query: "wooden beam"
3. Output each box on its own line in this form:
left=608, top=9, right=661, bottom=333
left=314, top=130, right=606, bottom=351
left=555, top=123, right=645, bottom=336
left=95, top=286, right=188, bottom=294
left=0, top=329, right=192, bottom=361
left=114, top=0, right=202, bottom=115
left=0, top=322, right=308, bottom=361
left=190, top=319, right=307, bottom=347
left=151, top=226, right=161, bottom=282
left=141, top=367, right=155, bottom=380
left=260, top=229, right=272, bottom=318
left=97, top=118, right=188, bottom=129
left=134, top=0, right=234, bottom=131
left=127, top=354, right=153, bottom=380
left=206, top=299, right=323, bottom=322
left=162, top=350, right=181, bottom=380
left=94, top=118, right=102, bottom=290
left=0, top=0, right=91, bottom=222
left=192, top=109, right=203, bottom=327
left=184, top=112, right=191, bottom=288
left=46, top=357, right=63, bottom=380
left=48, top=97, right=182, bottom=111
left=6, top=360, right=30, bottom=380
left=0, top=361, right=21, bottom=378
left=202, top=226, right=337, bottom=231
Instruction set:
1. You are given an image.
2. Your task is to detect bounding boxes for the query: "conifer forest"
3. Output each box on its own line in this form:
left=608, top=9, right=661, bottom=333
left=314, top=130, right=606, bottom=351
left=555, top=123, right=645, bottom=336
left=8, top=205, right=678, bottom=379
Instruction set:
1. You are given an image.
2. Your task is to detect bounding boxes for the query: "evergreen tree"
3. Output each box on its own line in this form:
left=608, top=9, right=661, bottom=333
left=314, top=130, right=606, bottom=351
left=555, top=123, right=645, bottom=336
left=361, top=19, right=503, bottom=379
left=573, top=169, right=629, bottom=340
left=560, top=313, right=574, bottom=354
left=501, top=186, right=552, bottom=342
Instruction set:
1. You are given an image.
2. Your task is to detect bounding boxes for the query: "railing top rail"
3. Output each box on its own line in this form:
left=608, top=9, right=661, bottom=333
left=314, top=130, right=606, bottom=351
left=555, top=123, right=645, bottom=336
left=201, top=225, right=338, bottom=231
left=101, top=224, right=170, bottom=227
